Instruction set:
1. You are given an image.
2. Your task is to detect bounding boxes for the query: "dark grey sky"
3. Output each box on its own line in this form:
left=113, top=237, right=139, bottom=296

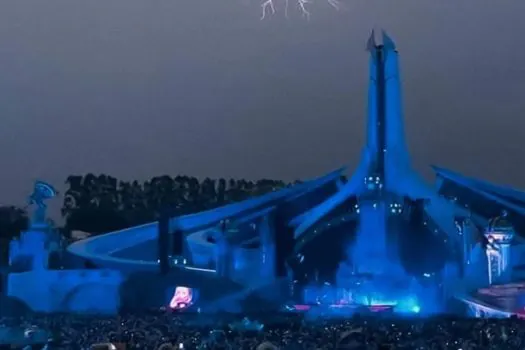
left=1, top=0, right=525, bottom=214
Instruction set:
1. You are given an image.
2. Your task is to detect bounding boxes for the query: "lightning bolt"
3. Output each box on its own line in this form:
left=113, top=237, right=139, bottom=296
left=298, top=0, right=311, bottom=20
left=328, top=0, right=341, bottom=11
left=260, top=0, right=342, bottom=21
left=261, top=0, right=276, bottom=20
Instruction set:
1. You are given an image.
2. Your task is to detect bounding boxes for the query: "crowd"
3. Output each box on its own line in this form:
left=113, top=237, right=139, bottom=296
left=1, top=311, right=525, bottom=350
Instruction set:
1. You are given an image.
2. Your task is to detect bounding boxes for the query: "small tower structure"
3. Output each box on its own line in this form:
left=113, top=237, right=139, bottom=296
left=485, top=211, right=515, bottom=285
left=9, top=181, right=58, bottom=271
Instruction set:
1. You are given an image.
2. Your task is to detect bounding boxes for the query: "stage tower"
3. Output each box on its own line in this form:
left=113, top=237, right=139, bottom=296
left=290, top=30, right=460, bottom=308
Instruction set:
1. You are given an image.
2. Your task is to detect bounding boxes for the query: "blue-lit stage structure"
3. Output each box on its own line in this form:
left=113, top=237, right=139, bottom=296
left=7, top=31, right=525, bottom=318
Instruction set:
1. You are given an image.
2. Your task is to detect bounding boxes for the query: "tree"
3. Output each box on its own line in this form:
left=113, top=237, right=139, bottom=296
left=0, top=206, right=29, bottom=241
left=217, top=178, right=227, bottom=206
left=62, top=174, right=128, bottom=235
left=200, top=178, right=217, bottom=210
left=61, top=173, right=291, bottom=236
left=0, top=206, right=29, bottom=266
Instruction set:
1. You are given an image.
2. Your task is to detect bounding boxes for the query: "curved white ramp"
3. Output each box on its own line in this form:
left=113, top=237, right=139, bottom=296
left=67, top=222, right=159, bottom=271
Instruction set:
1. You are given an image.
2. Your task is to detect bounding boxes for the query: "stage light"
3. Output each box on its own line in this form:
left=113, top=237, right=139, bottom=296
left=184, top=266, right=216, bottom=273
left=411, top=305, right=421, bottom=313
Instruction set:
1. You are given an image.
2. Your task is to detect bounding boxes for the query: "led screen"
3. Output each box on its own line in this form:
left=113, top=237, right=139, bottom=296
left=168, top=286, right=197, bottom=310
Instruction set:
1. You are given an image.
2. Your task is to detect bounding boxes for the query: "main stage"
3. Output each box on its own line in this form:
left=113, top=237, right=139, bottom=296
left=5, top=32, right=525, bottom=318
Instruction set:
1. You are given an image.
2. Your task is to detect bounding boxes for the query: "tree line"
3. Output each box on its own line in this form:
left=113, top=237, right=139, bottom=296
left=0, top=173, right=297, bottom=264
left=61, top=174, right=293, bottom=235
left=0, top=174, right=296, bottom=240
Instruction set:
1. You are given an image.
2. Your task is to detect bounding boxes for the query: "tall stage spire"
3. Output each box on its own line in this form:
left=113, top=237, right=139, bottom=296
left=364, top=29, right=409, bottom=189
left=291, top=30, right=458, bottom=251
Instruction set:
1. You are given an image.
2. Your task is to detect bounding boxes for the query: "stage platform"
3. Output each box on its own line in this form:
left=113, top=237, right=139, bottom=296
left=283, top=303, right=396, bottom=317
left=458, top=282, right=525, bottom=318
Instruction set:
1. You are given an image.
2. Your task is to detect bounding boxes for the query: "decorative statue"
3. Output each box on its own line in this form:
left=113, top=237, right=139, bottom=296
left=28, top=181, right=57, bottom=225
